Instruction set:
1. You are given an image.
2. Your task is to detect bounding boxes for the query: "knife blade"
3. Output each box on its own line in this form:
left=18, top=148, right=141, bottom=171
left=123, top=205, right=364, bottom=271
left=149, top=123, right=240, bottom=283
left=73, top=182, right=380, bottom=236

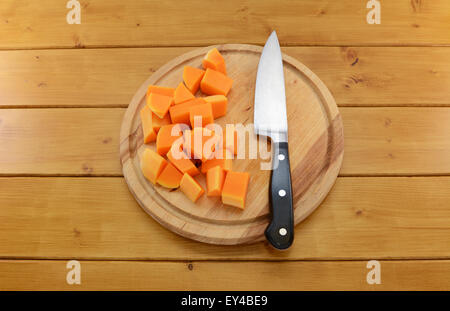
left=254, top=31, right=294, bottom=250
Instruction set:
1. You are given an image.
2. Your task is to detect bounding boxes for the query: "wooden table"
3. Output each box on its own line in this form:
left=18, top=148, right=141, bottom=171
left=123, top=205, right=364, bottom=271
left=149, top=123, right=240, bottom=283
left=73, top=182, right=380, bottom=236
left=1, top=0, right=450, bottom=290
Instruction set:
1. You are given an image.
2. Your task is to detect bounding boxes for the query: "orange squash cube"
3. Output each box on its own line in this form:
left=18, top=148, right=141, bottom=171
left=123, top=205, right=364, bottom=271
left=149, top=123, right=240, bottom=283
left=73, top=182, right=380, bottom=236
left=147, top=93, right=173, bottom=118
left=156, top=124, right=184, bottom=155
left=169, top=98, right=206, bottom=124
left=140, top=148, right=167, bottom=184
left=223, top=126, right=238, bottom=155
left=183, top=127, right=219, bottom=162
left=183, top=66, right=205, bottom=94
left=206, top=125, right=238, bottom=155
left=201, top=148, right=233, bottom=173
left=140, top=105, right=157, bottom=143
left=206, top=166, right=226, bottom=197
left=157, top=162, right=183, bottom=189
left=183, top=127, right=220, bottom=162
left=146, top=85, right=175, bottom=98
left=221, top=171, right=250, bottom=209
left=174, top=82, right=195, bottom=105
left=152, top=112, right=172, bottom=133
left=200, top=68, right=233, bottom=96
left=180, top=173, right=205, bottom=202
left=204, top=95, right=228, bottom=119
left=202, top=48, right=227, bottom=75
left=167, top=144, right=200, bottom=177
left=189, top=102, right=214, bottom=128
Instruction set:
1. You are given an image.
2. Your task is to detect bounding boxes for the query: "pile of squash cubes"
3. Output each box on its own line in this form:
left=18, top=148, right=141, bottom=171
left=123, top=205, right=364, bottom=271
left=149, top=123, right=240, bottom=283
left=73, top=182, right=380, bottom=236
left=140, top=48, right=250, bottom=209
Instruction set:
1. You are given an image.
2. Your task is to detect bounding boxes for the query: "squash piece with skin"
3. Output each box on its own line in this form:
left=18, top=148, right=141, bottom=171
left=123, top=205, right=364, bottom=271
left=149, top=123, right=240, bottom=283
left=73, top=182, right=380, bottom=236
left=157, top=162, right=183, bottom=189
left=206, top=166, right=226, bottom=197
left=201, top=148, right=233, bottom=173
left=202, top=48, right=227, bottom=75
left=156, top=124, right=184, bottom=155
left=146, top=85, right=175, bottom=98
left=167, top=144, right=200, bottom=177
left=180, top=173, right=205, bottom=202
left=204, top=95, right=228, bottom=119
left=140, top=149, right=167, bottom=184
left=140, top=105, right=157, bottom=143
left=174, top=82, right=195, bottom=105
left=147, top=93, right=173, bottom=118
left=189, top=102, right=214, bottom=128
left=200, top=68, right=233, bottom=96
left=183, top=66, right=205, bottom=94
left=221, top=171, right=250, bottom=209
left=169, top=98, right=206, bottom=124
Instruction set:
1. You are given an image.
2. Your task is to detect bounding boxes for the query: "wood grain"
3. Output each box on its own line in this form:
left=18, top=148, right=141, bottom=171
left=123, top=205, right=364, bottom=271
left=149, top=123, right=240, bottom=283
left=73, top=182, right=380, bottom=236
left=0, top=108, right=123, bottom=175
left=1, top=47, right=450, bottom=108
left=1, top=0, right=449, bottom=49
left=1, top=259, right=450, bottom=290
left=0, top=48, right=193, bottom=108
left=342, top=107, right=450, bottom=176
left=1, top=108, right=449, bottom=176
left=1, top=177, right=450, bottom=260
left=120, top=44, right=343, bottom=245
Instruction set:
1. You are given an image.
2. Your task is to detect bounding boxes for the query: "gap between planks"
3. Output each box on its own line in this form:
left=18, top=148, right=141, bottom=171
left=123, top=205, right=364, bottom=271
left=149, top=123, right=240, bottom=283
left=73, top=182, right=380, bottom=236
left=2, top=104, right=450, bottom=109
left=1, top=174, right=450, bottom=178
left=3, top=257, right=450, bottom=263
left=1, top=44, right=450, bottom=52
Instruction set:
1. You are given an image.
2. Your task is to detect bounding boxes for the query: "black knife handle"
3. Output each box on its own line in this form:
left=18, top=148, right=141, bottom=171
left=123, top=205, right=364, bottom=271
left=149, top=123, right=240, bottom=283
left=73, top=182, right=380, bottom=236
left=265, top=142, right=294, bottom=250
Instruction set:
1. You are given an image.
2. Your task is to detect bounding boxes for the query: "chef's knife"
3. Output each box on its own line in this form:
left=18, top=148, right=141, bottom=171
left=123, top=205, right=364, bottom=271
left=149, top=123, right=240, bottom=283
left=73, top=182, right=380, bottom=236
left=254, top=31, right=294, bottom=250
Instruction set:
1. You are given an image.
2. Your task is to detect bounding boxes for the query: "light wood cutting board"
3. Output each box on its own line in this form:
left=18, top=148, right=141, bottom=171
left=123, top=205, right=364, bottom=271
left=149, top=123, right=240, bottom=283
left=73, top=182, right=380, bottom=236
left=119, top=44, right=344, bottom=245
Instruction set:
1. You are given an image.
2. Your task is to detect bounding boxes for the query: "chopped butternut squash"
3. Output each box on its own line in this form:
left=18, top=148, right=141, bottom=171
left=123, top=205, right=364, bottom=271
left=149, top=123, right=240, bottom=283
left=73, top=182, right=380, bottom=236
left=152, top=112, right=171, bottom=133
left=169, top=98, right=206, bottom=124
left=189, top=102, right=214, bottom=128
left=183, top=127, right=219, bottom=162
left=201, top=148, right=233, bottom=173
left=221, top=171, right=250, bottom=209
left=156, top=124, right=184, bottom=155
left=139, top=48, right=249, bottom=209
left=167, top=144, right=200, bottom=177
left=157, top=162, right=183, bottom=189
left=140, top=105, right=157, bottom=143
left=202, top=48, right=227, bottom=75
left=183, top=66, right=205, bottom=94
left=174, top=82, right=195, bottom=105
left=146, top=85, right=175, bottom=98
left=206, top=124, right=238, bottom=155
left=147, top=93, right=173, bottom=118
left=204, top=95, right=228, bottom=118
left=180, top=173, right=205, bottom=202
left=206, top=166, right=226, bottom=197
left=223, top=125, right=238, bottom=155
left=141, top=148, right=167, bottom=184
left=200, top=68, right=233, bottom=96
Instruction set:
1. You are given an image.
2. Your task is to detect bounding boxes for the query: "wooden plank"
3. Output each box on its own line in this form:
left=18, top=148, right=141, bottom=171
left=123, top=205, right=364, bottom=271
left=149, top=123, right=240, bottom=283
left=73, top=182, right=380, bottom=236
left=1, top=108, right=449, bottom=176
left=1, top=259, right=450, bottom=290
left=0, top=48, right=192, bottom=108
left=0, top=177, right=450, bottom=260
left=1, top=0, right=449, bottom=49
left=0, top=109, right=123, bottom=175
left=1, top=47, right=450, bottom=108
left=341, top=107, right=450, bottom=176
left=285, top=47, right=450, bottom=107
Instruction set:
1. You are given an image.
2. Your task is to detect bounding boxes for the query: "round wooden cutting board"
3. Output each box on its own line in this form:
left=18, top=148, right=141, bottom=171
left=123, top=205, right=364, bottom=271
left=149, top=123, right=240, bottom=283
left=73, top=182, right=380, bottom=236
left=119, top=44, right=344, bottom=245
